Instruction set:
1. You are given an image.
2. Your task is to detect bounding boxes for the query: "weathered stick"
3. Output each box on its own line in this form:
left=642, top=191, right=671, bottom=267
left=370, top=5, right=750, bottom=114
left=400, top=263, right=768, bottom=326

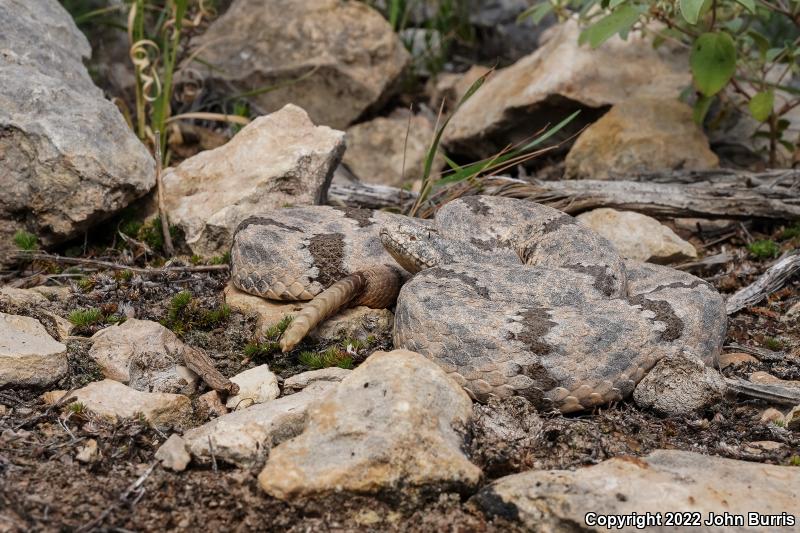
left=726, top=251, right=800, bottom=314
left=484, top=170, right=800, bottom=220
left=328, top=169, right=800, bottom=220
left=182, top=345, right=239, bottom=395
left=9, top=252, right=228, bottom=275
left=328, top=180, right=418, bottom=210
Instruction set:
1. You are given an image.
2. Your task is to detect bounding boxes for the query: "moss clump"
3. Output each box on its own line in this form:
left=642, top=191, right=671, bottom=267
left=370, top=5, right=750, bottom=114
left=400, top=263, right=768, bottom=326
left=748, top=239, right=780, bottom=260
left=788, top=455, right=800, bottom=467
left=779, top=223, right=800, bottom=241
left=13, top=230, right=38, bottom=251
left=68, top=308, right=105, bottom=327
left=162, top=290, right=231, bottom=335
left=298, top=347, right=353, bottom=370
left=764, top=337, right=784, bottom=351
left=243, top=316, right=293, bottom=361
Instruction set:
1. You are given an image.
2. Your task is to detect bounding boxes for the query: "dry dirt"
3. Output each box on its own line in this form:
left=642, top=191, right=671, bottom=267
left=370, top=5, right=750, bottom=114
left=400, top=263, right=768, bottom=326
left=1, top=218, right=798, bottom=532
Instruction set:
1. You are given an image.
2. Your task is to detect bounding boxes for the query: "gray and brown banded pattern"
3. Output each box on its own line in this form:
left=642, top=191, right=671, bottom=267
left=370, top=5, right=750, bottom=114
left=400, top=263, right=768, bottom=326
left=231, top=197, right=727, bottom=413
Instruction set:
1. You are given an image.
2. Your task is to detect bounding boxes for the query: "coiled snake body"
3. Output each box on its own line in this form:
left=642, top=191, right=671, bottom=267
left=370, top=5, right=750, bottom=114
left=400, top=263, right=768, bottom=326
left=231, top=196, right=727, bottom=412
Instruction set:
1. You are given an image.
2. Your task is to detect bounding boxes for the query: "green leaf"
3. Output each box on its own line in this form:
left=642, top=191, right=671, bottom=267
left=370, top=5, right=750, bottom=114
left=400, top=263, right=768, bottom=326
left=609, top=0, right=628, bottom=7
left=516, top=2, right=553, bottom=24
left=690, top=32, right=737, bottom=96
left=735, top=0, right=756, bottom=13
left=747, top=30, right=770, bottom=58
left=749, top=90, right=774, bottom=122
left=680, top=0, right=705, bottom=24
left=693, top=95, right=714, bottom=125
left=578, top=5, right=642, bottom=48
left=765, top=47, right=783, bottom=62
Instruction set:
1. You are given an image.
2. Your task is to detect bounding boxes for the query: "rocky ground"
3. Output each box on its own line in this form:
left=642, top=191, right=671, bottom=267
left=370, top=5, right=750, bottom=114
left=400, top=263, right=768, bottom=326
left=2, top=0, right=799, bottom=531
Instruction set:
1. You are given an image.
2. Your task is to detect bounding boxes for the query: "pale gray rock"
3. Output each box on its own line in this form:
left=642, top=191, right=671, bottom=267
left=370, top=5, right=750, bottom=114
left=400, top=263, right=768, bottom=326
left=565, top=97, right=719, bottom=180
left=258, top=349, right=481, bottom=500
left=475, top=450, right=800, bottom=531
left=0, top=312, right=67, bottom=388
left=342, top=113, right=439, bottom=187
left=190, top=0, right=410, bottom=129
left=160, top=104, right=345, bottom=256
left=42, top=379, right=191, bottom=428
left=443, top=20, right=689, bottom=158
left=155, top=434, right=191, bottom=472
left=577, top=208, right=698, bottom=264
left=0, top=286, right=73, bottom=339
left=226, top=365, right=280, bottom=411
left=0, top=0, right=155, bottom=261
left=88, top=319, right=199, bottom=394
left=184, top=381, right=338, bottom=467
left=75, top=439, right=99, bottom=463
left=283, top=367, right=351, bottom=393
left=633, top=352, right=726, bottom=416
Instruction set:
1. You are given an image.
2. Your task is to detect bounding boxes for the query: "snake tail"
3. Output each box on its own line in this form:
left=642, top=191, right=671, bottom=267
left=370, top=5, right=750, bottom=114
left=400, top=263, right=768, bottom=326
left=280, top=273, right=365, bottom=353
left=279, top=265, right=404, bottom=353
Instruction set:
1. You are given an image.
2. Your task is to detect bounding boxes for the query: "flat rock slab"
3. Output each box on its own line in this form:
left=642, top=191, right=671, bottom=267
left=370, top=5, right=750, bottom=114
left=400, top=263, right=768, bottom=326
left=577, top=208, right=697, bottom=264
left=0, top=312, right=67, bottom=388
left=183, top=381, right=338, bottom=467
left=283, top=367, right=351, bottom=393
left=191, top=0, right=409, bottom=129
left=565, top=97, right=718, bottom=180
left=43, top=379, right=191, bottom=429
left=475, top=450, right=799, bottom=532
left=258, top=349, right=481, bottom=500
left=161, top=104, right=344, bottom=256
left=89, top=319, right=199, bottom=394
left=0, top=0, right=154, bottom=259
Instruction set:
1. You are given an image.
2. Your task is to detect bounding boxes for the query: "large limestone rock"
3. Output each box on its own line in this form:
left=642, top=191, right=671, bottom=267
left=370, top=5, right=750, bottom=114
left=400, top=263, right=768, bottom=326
left=443, top=20, right=689, bottom=158
left=342, top=113, right=439, bottom=187
left=577, top=208, right=697, bottom=264
left=88, top=319, right=199, bottom=394
left=161, top=104, right=345, bottom=256
left=43, top=379, right=191, bottom=428
left=184, top=381, right=338, bottom=467
left=565, top=97, right=719, bottom=180
left=191, top=0, right=410, bottom=129
left=475, top=450, right=800, bottom=531
left=0, top=312, right=68, bottom=388
left=258, top=349, right=481, bottom=500
left=0, top=0, right=154, bottom=261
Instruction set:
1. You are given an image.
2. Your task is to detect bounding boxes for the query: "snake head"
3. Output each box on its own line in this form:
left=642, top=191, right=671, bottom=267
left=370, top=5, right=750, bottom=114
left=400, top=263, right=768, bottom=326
left=380, top=221, right=445, bottom=274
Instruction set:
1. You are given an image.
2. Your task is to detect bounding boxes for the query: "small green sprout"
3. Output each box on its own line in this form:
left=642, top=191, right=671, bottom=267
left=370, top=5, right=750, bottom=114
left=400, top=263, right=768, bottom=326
left=788, top=456, right=800, bottom=467
left=764, top=337, right=784, bottom=351
left=748, top=240, right=780, bottom=260
left=13, top=230, right=38, bottom=251
left=68, top=308, right=104, bottom=327
left=299, top=347, right=353, bottom=370
left=779, top=223, right=800, bottom=241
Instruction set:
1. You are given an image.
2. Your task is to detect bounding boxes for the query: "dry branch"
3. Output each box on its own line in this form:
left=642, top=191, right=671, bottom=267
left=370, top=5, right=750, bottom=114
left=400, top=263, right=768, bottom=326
left=183, top=346, right=239, bottom=395
left=725, top=251, right=800, bottom=314
left=9, top=252, right=229, bottom=275
left=327, top=168, right=800, bottom=220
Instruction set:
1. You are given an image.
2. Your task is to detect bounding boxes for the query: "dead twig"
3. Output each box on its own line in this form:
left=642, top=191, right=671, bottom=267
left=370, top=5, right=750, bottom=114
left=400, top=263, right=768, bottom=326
left=9, top=252, right=228, bottom=275
left=726, top=250, right=800, bottom=314
left=182, top=346, right=239, bottom=395
left=154, top=131, right=175, bottom=257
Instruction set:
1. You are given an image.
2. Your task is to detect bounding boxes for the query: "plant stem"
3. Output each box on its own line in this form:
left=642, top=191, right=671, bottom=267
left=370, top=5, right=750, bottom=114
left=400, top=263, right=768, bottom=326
left=154, top=131, right=175, bottom=257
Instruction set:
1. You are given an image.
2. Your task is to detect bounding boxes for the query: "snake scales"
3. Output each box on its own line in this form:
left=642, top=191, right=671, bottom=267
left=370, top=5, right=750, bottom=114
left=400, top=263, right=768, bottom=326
left=231, top=196, right=727, bottom=413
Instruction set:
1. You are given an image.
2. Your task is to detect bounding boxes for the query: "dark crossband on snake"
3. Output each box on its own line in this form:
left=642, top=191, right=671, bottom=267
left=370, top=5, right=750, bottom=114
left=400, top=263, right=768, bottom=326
left=231, top=196, right=728, bottom=413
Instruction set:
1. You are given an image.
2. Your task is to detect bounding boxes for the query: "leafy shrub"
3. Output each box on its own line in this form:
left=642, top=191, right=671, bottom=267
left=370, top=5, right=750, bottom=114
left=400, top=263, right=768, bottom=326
left=521, top=0, right=800, bottom=165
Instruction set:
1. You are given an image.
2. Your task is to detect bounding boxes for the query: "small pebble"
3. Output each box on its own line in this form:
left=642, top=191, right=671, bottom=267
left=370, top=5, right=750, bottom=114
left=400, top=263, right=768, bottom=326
left=759, top=408, right=785, bottom=426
